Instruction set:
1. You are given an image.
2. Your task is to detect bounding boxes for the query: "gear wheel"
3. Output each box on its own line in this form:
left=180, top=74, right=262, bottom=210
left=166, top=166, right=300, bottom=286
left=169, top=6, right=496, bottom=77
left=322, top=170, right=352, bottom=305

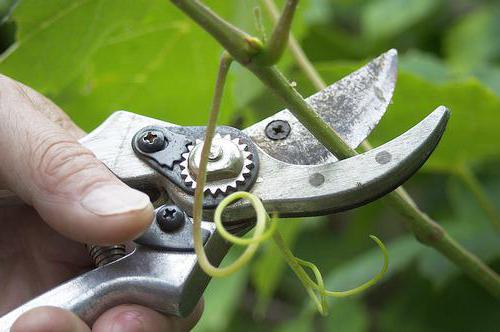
left=180, top=133, right=253, bottom=196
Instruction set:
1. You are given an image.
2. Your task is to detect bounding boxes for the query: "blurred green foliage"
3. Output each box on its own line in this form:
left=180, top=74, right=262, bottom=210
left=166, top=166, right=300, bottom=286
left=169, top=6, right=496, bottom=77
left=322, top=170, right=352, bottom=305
left=0, top=0, right=498, bottom=331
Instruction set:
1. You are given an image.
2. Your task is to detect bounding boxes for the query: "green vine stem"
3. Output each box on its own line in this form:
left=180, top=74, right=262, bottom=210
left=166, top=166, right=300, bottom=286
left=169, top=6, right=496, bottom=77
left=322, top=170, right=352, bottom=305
left=192, top=53, right=388, bottom=311
left=255, top=0, right=299, bottom=65
left=170, top=0, right=500, bottom=298
left=261, top=0, right=326, bottom=89
left=192, top=54, right=276, bottom=277
left=261, top=0, right=500, bottom=297
left=191, top=52, right=245, bottom=277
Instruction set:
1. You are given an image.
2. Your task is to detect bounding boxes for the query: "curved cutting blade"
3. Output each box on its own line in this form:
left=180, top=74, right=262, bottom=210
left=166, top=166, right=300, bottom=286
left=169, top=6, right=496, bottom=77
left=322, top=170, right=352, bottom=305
left=224, top=106, right=449, bottom=220
left=243, top=49, right=398, bottom=165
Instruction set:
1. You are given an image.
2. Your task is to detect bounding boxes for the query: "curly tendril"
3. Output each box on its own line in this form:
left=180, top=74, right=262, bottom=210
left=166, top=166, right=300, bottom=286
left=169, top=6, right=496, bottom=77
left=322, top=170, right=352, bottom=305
left=195, top=192, right=277, bottom=277
left=214, top=192, right=278, bottom=246
left=272, top=231, right=388, bottom=315
left=192, top=51, right=389, bottom=315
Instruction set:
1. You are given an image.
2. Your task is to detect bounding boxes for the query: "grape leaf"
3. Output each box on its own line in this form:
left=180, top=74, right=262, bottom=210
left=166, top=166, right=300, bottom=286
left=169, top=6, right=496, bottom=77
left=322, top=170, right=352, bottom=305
left=416, top=173, right=500, bottom=286
left=324, top=299, right=369, bottom=332
left=399, top=50, right=452, bottom=83
left=299, top=234, right=424, bottom=315
left=251, top=220, right=304, bottom=315
left=400, top=50, right=500, bottom=96
left=0, top=0, right=16, bottom=23
left=361, top=0, right=441, bottom=41
left=0, top=0, right=239, bottom=130
left=275, top=318, right=312, bottom=332
left=444, top=5, right=500, bottom=72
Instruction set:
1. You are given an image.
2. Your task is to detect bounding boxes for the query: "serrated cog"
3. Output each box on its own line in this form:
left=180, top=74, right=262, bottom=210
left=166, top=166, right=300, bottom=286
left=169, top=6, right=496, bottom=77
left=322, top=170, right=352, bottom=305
left=180, top=133, right=253, bottom=196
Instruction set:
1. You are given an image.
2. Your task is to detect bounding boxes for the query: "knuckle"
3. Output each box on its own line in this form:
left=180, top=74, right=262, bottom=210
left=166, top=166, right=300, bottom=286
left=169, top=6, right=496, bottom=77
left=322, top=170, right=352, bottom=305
left=30, top=131, right=111, bottom=194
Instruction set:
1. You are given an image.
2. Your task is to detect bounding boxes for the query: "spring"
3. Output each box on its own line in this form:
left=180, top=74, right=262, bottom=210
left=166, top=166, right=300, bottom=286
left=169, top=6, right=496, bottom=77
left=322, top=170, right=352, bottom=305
left=87, top=244, right=127, bottom=267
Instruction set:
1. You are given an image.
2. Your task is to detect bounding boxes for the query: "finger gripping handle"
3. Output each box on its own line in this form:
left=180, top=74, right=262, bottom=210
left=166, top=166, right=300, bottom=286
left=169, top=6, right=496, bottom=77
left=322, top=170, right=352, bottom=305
left=0, top=248, right=199, bottom=331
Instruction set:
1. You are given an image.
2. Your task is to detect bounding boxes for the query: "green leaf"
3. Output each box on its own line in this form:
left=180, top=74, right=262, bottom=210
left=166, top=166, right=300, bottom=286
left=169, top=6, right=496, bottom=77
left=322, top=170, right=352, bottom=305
left=313, top=62, right=500, bottom=171
left=300, top=233, right=424, bottom=315
left=416, top=174, right=500, bottom=286
left=371, top=72, right=500, bottom=170
left=323, top=299, right=369, bottom=332
left=361, top=0, right=441, bottom=41
left=275, top=316, right=312, bottom=332
left=193, top=249, right=249, bottom=332
left=0, top=0, right=238, bottom=130
left=377, top=263, right=500, bottom=332
left=444, top=5, right=500, bottom=72
left=251, top=219, right=303, bottom=315
left=472, top=64, right=500, bottom=96
left=399, top=50, right=452, bottom=83
left=401, top=50, right=500, bottom=97
left=0, top=0, right=16, bottom=23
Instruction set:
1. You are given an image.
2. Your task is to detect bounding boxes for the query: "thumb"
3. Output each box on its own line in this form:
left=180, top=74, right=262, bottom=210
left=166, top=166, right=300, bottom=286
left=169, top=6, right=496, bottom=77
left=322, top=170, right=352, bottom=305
left=0, top=76, right=154, bottom=245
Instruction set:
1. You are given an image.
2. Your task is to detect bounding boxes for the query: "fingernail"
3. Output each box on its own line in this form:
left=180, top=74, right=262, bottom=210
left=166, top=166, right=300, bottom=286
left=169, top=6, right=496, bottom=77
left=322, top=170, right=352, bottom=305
left=111, top=310, right=145, bottom=332
left=81, top=185, right=151, bottom=216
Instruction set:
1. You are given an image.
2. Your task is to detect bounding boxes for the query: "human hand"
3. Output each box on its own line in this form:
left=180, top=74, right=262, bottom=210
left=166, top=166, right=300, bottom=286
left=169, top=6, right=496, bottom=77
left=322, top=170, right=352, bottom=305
left=0, top=75, right=202, bottom=331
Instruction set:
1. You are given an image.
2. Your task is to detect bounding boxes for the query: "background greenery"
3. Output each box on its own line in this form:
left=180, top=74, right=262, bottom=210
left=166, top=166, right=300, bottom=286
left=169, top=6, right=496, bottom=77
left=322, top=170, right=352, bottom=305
left=0, top=0, right=499, bottom=330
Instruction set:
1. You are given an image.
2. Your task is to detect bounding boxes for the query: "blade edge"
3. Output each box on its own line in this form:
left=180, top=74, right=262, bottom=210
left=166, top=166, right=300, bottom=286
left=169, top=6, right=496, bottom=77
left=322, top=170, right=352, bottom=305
left=243, top=49, right=398, bottom=165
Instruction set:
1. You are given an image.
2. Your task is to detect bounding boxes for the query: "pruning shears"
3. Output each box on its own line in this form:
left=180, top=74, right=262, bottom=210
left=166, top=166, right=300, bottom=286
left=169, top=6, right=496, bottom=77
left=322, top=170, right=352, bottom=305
left=0, top=49, right=449, bottom=330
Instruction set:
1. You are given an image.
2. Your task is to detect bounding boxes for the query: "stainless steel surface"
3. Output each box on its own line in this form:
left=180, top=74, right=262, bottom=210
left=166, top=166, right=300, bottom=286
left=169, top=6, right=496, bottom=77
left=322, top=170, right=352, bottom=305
left=243, top=49, right=398, bottom=165
left=180, top=133, right=253, bottom=195
left=81, top=111, right=176, bottom=189
left=171, top=107, right=449, bottom=221
left=0, top=222, right=218, bottom=331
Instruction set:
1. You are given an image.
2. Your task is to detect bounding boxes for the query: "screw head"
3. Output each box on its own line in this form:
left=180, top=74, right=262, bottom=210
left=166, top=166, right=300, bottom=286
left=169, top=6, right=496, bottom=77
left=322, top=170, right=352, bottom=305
left=156, top=205, right=185, bottom=232
left=137, top=130, right=166, bottom=153
left=265, top=120, right=291, bottom=140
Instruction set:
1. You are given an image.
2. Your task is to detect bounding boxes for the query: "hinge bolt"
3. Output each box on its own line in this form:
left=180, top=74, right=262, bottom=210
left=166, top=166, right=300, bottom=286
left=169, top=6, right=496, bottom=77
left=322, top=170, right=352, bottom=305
left=265, top=120, right=291, bottom=140
left=137, top=130, right=166, bottom=153
left=156, top=205, right=186, bottom=232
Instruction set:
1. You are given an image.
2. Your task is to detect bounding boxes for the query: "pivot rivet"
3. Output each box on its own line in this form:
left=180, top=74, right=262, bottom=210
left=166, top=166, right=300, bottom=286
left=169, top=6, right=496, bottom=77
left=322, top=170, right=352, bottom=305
left=137, top=130, right=166, bottom=153
left=265, top=120, right=291, bottom=140
left=156, top=205, right=185, bottom=232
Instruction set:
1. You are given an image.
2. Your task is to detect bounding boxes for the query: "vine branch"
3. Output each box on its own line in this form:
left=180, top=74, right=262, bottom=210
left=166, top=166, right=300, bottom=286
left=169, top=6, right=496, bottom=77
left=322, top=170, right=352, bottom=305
left=170, top=0, right=500, bottom=298
left=257, top=0, right=299, bottom=65
left=262, top=0, right=500, bottom=298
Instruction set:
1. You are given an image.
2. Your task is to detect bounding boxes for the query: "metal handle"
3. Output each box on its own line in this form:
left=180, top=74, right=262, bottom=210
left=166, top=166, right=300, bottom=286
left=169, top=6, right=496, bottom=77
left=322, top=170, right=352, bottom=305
left=0, top=221, right=223, bottom=331
left=0, top=247, right=200, bottom=330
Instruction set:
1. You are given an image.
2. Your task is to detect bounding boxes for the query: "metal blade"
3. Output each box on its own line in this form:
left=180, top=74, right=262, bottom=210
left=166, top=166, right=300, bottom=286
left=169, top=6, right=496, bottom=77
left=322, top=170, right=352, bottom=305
left=222, top=106, right=449, bottom=221
left=243, top=49, right=398, bottom=165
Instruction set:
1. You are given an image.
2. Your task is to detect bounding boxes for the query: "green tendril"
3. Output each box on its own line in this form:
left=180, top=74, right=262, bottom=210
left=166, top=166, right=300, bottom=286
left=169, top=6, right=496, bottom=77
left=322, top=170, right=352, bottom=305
left=192, top=53, right=276, bottom=278
left=192, top=51, right=389, bottom=315
left=197, top=192, right=277, bottom=277
left=273, top=231, right=389, bottom=315
left=214, top=192, right=278, bottom=246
